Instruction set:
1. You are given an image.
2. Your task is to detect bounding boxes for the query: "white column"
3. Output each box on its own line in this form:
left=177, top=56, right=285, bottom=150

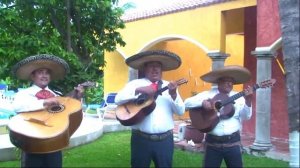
left=250, top=50, right=274, bottom=151
left=207, top=51, right=229, bottom=88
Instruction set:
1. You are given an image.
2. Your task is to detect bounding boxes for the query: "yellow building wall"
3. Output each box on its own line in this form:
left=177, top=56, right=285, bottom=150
left=104, top=0, right=256, bottom=119
left=104, top=51, right=129, bottom=94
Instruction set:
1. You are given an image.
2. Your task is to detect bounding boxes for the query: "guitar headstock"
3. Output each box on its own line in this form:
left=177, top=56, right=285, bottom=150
left=80, top=81, right=97, bottom=88
left=176, top=78, right=188, bottom=85
left=258, top=79, right=276, bottom=88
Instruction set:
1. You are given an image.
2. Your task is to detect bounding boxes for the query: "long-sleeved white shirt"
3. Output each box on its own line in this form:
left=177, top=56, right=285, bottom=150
left=184, top=87, right=252, bottom=136
left=13, top=85, right=57, bottom=113
left=115, top=78, right=185, bottom=134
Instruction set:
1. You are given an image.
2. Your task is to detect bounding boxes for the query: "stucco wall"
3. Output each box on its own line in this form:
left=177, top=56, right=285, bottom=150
left=104, top=0, right=256, bottom=94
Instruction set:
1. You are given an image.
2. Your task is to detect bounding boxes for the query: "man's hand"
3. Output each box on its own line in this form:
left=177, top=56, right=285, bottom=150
left=168, top=81, right=178, bottom=100
left=43, top=97, right=59, bottom=108
left=74, top=84, right=85, bottom=99
left=135, top=85, right=156, bottom=97
left=202, top=99, right=213, bottom=110
left=244, top=86, right=253, bottom=107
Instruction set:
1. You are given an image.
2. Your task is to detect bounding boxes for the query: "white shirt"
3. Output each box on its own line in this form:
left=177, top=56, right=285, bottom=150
left=184, top=87, right=252, bottom=136
left=115, top=78, right=185, bottom=134
left=13, top=85, right=57, bottom=113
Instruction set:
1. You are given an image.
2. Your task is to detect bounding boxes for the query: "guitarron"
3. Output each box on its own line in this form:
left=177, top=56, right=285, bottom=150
left=189, top=79, right=276, bottom=133
left=116, top=78, right=188, bottom=126
left=8, top=97, right=82, bottom=153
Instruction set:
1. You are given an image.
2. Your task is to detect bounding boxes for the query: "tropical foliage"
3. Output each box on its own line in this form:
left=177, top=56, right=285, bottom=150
left=0, top=0, right=126, bottom=103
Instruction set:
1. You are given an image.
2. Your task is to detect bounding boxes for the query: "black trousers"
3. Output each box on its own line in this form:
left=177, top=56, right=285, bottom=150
left=203, top=132, right=243, bottom=168
left=131, top=130, right=174, bottom=168
left=21, top=151, right=62, bottom=168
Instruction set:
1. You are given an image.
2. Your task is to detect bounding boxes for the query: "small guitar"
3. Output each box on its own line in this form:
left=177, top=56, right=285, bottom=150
left=189, top=79, right=276, bottom=133
left=116, top=78, right=188, bottom=126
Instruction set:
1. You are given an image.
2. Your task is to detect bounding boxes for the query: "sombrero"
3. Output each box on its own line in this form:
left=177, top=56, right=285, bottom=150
left=12, top=54, right=70, bottom=80
left=125, top=50, right=182, bottom=71
left=200, top=65, right=251, bottom=84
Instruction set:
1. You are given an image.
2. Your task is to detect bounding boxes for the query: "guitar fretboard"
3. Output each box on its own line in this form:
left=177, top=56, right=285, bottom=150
left=221, top=84, right=259, bottom=106
left=155, top=78, right=188, bottom=96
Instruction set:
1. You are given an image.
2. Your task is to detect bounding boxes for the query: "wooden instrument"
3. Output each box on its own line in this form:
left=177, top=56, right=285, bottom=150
left=8, top=97, right=83, bottom=153
left=189, top=79, right=276, bottom=133
left=116, top=78, right=188, bottom=126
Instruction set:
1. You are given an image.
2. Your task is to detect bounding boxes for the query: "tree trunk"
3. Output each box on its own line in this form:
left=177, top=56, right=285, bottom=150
left=66, top=0, right=72, bottom=51
left=278, top=0, right=299, bottom=167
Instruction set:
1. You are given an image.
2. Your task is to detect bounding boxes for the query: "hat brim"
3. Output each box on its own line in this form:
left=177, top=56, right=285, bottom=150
left=125, top=50, right=181, bottom=71
left=12, top=54, right=70, bottom=80
left=200, top=65, right=251, bottom=84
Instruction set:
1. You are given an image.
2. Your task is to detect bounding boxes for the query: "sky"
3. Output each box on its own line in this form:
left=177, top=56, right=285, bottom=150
left=117, top=0, right=174, bottom=11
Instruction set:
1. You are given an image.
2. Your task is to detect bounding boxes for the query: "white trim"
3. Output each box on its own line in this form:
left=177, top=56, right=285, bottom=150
left=255, top=37, right=282, bottom=52
left=138, top=34, right=210, bottom=53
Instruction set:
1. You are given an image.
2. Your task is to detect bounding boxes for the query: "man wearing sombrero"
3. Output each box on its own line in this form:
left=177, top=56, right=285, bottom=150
left=11, top=54, right=84, bottom=168
left=184, top=65, right=254, bottom=168
left=115, top=50, right=185, bottom=167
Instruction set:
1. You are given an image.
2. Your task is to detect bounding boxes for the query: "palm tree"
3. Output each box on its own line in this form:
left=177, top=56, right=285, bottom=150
left=278, top=0, right=299, bottom=167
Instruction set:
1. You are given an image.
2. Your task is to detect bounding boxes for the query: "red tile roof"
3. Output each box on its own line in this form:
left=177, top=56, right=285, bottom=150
left=121, top=0, right=234, bottom=22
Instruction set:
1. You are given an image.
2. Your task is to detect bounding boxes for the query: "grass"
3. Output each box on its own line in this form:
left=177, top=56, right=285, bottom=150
left=0, top=131, right=289, bottom=167
left=0, top=126, right=8, bottom=134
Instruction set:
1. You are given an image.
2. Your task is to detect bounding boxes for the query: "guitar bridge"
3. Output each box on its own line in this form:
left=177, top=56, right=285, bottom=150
left=24, top=118, right=53, bottom=127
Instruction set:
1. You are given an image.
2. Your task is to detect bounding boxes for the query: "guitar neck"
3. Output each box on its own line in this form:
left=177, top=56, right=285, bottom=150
left=155, top=78, right=188, bottom=96
left=156, top=86, right=168, bottom=95
left=221, top=84, right=259, bottom=106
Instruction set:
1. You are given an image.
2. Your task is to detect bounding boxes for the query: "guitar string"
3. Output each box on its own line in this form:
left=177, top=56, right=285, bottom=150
left=41, top=97, right=71, bottom=123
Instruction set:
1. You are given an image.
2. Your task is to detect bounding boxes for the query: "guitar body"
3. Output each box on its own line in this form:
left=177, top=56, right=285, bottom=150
left=211, top=93, right=235, bottom=119
left=116, top=78, right=188, bottom=126
left=116, top=98, right=156, bottom=126
left=189, top=79, right=276, bottom=133
left=189, top=107, right=219, bottom=133
left=189, top=93, right=234, bottom=133
left=8, top=97, right=83, bottom=153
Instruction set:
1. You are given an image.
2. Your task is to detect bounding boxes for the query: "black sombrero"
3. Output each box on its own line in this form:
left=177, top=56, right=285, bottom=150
left=12, top=54, right=70, bottom=80
left=125, top=50, right=182, bottom=71
left=200, top=65, right=251, bottom=84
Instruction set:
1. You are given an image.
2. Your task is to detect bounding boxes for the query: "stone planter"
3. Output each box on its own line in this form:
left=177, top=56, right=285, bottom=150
left=184, top=125, right=204, bottom=143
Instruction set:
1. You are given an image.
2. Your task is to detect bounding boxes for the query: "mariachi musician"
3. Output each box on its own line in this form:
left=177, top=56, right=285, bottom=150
left=11, top=54, right=84, bottom=168
left=184, top=65, right=254, bottom=168
left=115, top=50, right=185, bottom=168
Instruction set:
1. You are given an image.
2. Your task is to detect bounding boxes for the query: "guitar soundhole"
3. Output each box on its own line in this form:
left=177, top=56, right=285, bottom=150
left=215, top=101, right=222, bottom=111
left=48, top=104, right=65, bottom=113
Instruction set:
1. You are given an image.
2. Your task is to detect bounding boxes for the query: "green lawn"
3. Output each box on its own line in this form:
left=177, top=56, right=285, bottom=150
left=0, top=131, right=289, bottom=167
left=0, top=126, right=8, bottom=134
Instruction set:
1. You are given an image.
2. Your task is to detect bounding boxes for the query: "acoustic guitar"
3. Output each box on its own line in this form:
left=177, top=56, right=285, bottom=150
left=116, top=78, right=188, bottom=126
left=189, top=79, right=276, bottom=133
left=8, top=81, right=96, bottom=153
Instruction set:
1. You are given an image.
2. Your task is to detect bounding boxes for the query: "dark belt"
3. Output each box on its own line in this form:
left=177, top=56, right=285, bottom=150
left=132, top=129, right=173, bottom=141
left=207, top=131, right=240, bottom=142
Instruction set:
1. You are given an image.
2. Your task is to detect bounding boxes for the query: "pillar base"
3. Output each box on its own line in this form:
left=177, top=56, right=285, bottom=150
left=250, top=141, right=273, bottom=151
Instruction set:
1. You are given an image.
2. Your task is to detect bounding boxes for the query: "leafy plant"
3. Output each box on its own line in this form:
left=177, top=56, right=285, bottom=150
left=84, top=78, right=104, bottom=104
left=0, top=0, right=126, bottom=96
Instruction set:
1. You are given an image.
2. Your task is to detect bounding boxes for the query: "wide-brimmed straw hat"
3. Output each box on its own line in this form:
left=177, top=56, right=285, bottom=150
left=12, top=54, right=70, bottom=80
left=125, top=50, right=182, bottom=71
left=200, top=65, right=251, bottom=84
